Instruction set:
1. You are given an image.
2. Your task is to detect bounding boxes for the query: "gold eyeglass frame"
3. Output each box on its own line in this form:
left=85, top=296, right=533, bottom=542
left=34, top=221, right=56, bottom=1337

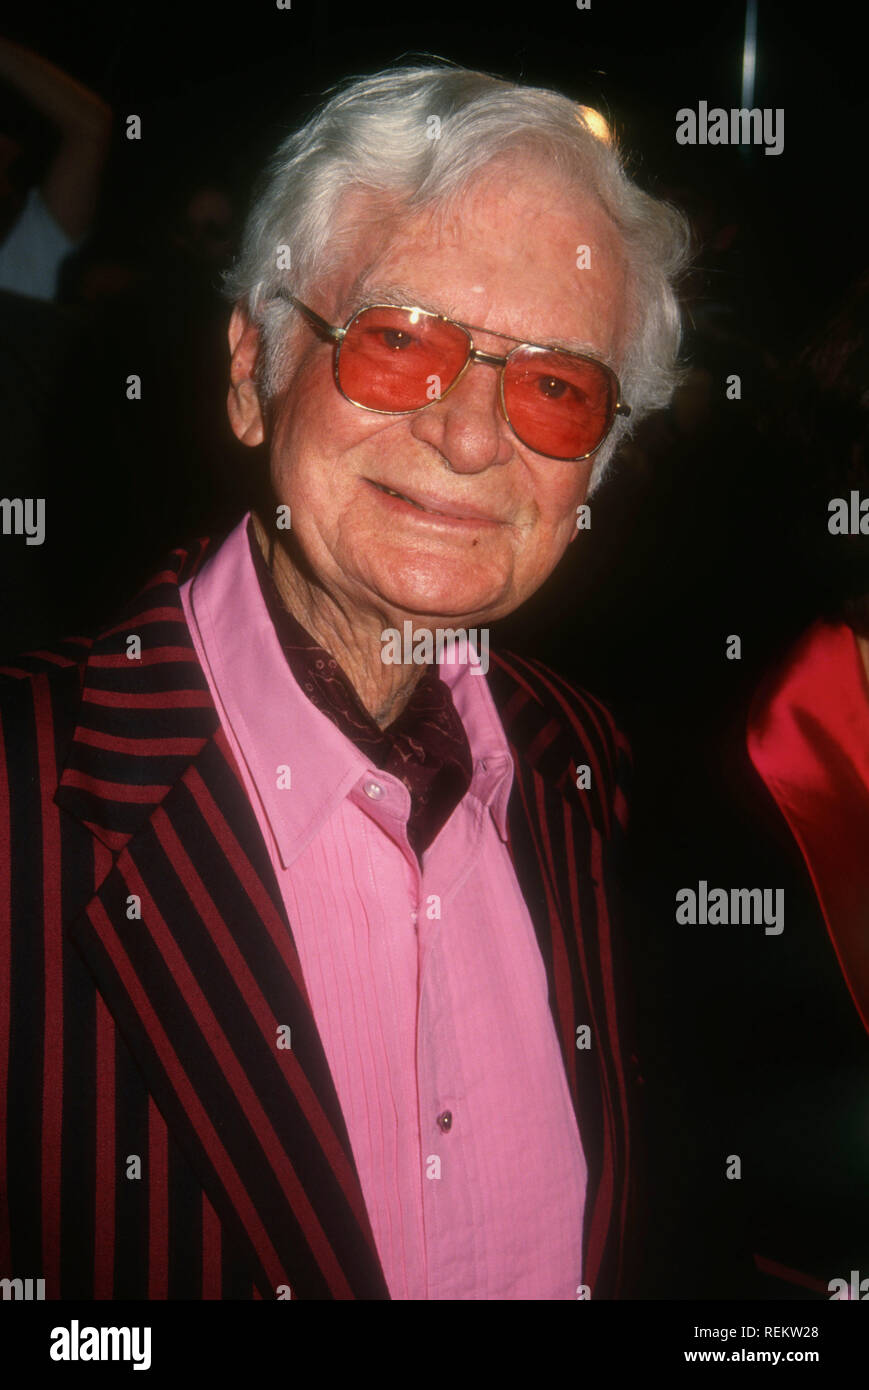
left=269, top=289, right=631, bottom=462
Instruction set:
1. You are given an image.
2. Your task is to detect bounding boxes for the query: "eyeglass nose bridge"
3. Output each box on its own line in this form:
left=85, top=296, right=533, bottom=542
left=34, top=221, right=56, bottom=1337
left=468, top=346, right=509, bottom=370
left=441, top=344, right=511, bottom=422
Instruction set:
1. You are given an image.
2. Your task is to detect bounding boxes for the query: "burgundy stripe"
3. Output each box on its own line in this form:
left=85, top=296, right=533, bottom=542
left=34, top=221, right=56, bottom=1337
left=589, top=828, right=631, bottom=1289
left=84, top=894, right=297, bottom=1290
left=147, top=1097, right=169, bottom=1299
left=75, top=725, right=205, bottom=757
left=489, top=651, right=544, bottom=707
left=583, top=1123, right=614, bottom=1295
left=35, top=679, right=63, bottom=1296
left=525, top=663, right=612, bottom=829
left=0, top=710, right=10, bottom=1266
left=492, top=654, right=610, bottom=828
left=2, top=649, right=81, bottom=668
left=139, top=546, right=208, bottom=593
left=532, top=775, right=577, bottom=1081
left=82, top=820, right=129, bottom=854
left=584, top=1158, right=614, bottom=1297
left=94, top=993, right=116, bottom=1299
left=559, top=799, right=616, bottom=1294
left=188, top=755, right=329, bottom=1041
left=525, top=717, right=562, bottom=768
left=82, top=688, right=213, bottom=710
left=122, top=846, right=353, bottom=1297
left=558, top=799, right=599, bottom=1025
left=513, top=747, right=618, bottom=1295
left=544, top=663, right=623, bottom=768
left=93, top=838, right=115, bottom=886
left=506, top=757, right=580, bottom=1101
left=62, top=769, right=171, bottom=802
left=159, top=775, right=374, bottom=1227
left=89, top=647, right=205, bottom=669
left=202, top=1194, right=221, bottom=1298
left=141, top=564, right=196, bottom=591
left=529, top=657, right=618, bottom=782
left=501, top=685, right=532, bottom=729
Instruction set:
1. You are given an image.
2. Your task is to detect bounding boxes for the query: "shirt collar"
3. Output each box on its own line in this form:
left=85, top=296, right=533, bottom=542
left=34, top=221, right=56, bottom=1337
left=182, top=513, right=513, bottom=868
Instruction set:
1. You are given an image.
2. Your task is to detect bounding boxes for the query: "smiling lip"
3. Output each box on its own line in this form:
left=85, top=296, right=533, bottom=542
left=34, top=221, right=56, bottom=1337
left=366, top=479, right=503, bottom=523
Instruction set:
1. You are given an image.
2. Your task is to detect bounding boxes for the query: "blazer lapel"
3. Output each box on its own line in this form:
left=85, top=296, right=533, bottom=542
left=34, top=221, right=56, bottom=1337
left=55, top=540, right=388, bottom=1299
left=487, top=650, right=637, bottom=1298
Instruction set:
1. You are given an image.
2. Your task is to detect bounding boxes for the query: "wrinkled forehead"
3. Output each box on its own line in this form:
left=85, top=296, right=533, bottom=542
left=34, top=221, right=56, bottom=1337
left=320, top=162, right=630, bottom=361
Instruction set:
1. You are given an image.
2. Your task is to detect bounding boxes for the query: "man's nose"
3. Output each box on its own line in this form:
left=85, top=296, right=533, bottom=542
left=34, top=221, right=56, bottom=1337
left=408, top=356, right=514, bottom=473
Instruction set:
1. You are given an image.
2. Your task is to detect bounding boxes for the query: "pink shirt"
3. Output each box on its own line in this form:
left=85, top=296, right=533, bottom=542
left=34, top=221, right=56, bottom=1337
left=180, top=514, right=587, bottom=1299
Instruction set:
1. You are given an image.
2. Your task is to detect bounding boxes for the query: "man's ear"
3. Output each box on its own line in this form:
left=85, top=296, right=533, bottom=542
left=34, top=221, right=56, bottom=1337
left=227, top=304, right=266, bottom=447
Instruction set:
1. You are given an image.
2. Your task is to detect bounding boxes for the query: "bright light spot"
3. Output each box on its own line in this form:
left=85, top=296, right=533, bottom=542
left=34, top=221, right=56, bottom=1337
left=741, top=0, right=758, bottom=108
left=741, top=41, right=756, bottom=106
left=576, top=106, right=612, bottom=144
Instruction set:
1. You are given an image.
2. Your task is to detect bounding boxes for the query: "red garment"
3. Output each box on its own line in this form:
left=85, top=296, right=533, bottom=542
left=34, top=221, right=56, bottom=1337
left=747, top=619, right=869, bottom=1034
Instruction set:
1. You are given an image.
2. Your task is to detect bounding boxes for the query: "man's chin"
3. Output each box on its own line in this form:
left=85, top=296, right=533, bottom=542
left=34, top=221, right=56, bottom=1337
left=365, top=557, right=509, bottom=619
left=372, top=583, right=505, bottom=629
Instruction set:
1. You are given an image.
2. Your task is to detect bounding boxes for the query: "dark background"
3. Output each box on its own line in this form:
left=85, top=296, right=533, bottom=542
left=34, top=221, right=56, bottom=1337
left=1, top=0, right=866, bottom=1300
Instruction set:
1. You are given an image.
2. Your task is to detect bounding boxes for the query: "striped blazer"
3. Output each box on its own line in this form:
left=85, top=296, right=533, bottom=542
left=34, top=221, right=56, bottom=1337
left=0, top=536, right=641, bottom=1300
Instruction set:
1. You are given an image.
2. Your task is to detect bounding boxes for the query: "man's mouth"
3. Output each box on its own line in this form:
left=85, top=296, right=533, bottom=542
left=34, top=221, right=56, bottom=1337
left=372, top=482, right=431, bottom=511
left=367, top=479, right=502, bottom=524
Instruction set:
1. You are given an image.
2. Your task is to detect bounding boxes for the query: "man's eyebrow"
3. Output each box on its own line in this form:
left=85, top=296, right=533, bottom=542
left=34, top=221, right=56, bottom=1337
left=345, top=282, right=446, bottom=318
left=345, top=282, right=607, bottom=361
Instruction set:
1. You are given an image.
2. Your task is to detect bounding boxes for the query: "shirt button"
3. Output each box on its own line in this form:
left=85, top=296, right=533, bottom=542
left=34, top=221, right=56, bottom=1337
left=363, top=780, right=384, bottom=799
left=437, top=1110, right=453, bottom=1132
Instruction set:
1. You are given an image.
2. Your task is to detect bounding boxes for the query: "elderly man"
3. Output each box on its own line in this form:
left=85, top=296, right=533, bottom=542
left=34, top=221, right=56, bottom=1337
left=0, top=65, right=687, bottom=1300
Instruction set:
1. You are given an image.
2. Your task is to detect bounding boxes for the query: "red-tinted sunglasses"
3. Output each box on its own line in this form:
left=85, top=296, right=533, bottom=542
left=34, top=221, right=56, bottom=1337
left=271, top=292, right=631, bottom=461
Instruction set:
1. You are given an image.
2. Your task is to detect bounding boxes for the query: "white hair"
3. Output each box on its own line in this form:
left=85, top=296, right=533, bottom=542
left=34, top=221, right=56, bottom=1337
left=223, top=61, right=692, bottom=487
